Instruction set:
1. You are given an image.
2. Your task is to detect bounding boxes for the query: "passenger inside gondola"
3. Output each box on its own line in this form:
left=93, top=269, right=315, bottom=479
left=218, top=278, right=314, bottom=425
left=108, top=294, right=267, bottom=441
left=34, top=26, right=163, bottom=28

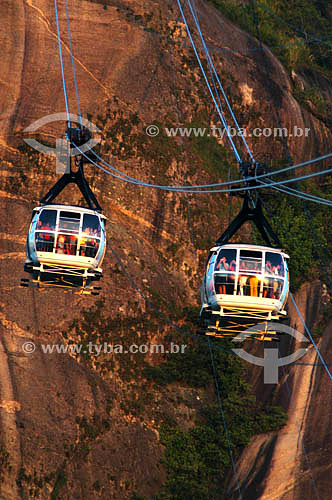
left=263, top=253, right=285, bottom=298
left=238, top=274, right=247, bottom=295
left=43, top=231, right=53, bottom=251
left=36, top=232, right=54, bottom=252
left=265, top=260, right=273, bottom=274
left=36, top=210, right=57, bottom=252
left=216, top=249, right=236, bottom=270
left=265, top=278, right=282, bottom=299
left=54, top=234, right=76, bottom=255
left=249, top=273, right=259, bottom=297
left=82, top=214, right=101, bottom=238
left=79, top=237, right=99, bottom=258
left=56, top=235, right=66, bottom=254
left=38, top=209, right=57, bottom=231
left=66, top=234, right=78, bottom=255
left=215, top=249, right=236, bottom=294
left=266, top=252, right=284, bottom=276
left=238, top=252, right=262, bottom=297
left=227, top=259, right=236, bottom=294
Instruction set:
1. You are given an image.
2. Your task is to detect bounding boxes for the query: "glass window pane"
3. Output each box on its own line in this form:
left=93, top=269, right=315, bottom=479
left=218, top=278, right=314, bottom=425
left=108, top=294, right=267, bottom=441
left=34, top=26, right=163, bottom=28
left=263, top=277, right=283, bottom=299
left=82, top=214, right=101, bottom=237
left=265, top=252, right=284, bottom=277
left=38, top=210, right=57, bottom=231
left=215, top=273, right=236, bottom=295
left=239, top=250, right=262, bottom=272
left=79, top=237, right=100, bottom=258
left=237, top=273, right=265, bottom=297
left=215, top=249, right=237, bottom=271
left=59, top=211, right=81, bottom=234
left=35, top=232, right=54, bottom=252
left=56, top=234, right=78, bottom=255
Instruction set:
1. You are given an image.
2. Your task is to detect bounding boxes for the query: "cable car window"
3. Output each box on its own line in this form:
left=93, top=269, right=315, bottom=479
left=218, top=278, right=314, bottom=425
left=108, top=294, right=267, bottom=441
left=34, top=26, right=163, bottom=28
left=59, top=211, right=81, bottom=234
left=38, top=210, right=57, bottom=231
left=215, top=273, right=236, bottom=295
left=214, top=249, right=236, bottom=295
left=66, top=235, right=78, bottom=255
left=82, top=214, right=101, bottom=237
left=35, top=232, right=54, bottom=252
left=239, top=250, right=262, bottom=273
left=215, top=249, right=237, bottom=271
left=55, top=234, right=78, bottom=255
left=263, top=277, right=283, bottom=299
left=265, top=252, right=284, bottom=277
left=236, top=273, right=263, bottom=297
left=79, top=237, right=100, bottom=258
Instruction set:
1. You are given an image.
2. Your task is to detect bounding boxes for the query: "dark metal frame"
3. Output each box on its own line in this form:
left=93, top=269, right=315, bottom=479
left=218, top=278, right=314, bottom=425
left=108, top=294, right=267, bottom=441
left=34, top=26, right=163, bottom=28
left=216, top=161, right=282, bottom=248
left=40, top=125, right=101, bottom=211
left=216, top=194, right=282, bottom=248
left=40, top=160, right=101, bottom=211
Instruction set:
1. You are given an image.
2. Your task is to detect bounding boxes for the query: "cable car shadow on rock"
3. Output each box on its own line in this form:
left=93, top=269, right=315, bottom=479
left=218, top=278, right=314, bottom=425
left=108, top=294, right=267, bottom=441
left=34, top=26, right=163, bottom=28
left=21, top=125, right=106, bottom=295
left=199, top=168, right=290, bottom=342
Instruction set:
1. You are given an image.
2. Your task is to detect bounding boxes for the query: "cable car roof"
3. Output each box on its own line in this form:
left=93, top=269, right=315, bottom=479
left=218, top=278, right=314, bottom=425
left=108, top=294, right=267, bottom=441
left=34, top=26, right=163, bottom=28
left=209, top=243, right=289, bottom=257
left=32, top=204, right=107, bottom=219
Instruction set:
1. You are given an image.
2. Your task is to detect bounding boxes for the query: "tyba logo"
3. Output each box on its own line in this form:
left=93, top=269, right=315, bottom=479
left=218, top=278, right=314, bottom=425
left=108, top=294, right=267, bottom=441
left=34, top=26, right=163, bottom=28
left=232, top=322, right=309, bottom=383
left=24, top=113, right=101, bottom=173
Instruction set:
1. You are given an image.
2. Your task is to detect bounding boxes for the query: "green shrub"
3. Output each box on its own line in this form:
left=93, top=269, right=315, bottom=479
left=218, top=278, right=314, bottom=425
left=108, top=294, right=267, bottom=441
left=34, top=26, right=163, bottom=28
left=145, top=329, right=287, bottom=499
left=209, top=0, right=332, bottom=75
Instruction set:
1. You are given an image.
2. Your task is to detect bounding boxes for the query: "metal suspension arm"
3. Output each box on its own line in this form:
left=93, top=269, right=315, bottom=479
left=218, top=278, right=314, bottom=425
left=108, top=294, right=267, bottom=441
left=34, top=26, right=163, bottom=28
left=216, top=194, right=282, bottom=248
left=40, top=159, right=101, bottom=211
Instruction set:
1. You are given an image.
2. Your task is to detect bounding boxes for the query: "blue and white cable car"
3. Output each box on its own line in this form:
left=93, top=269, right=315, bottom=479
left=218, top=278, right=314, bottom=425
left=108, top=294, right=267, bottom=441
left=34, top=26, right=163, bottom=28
left=24, top=204, right=106, bottom=291
left=22, top=126, right=106, bottom=294
left=199, top=191, right=290, bottom=340
left=200, top=244, right=289, bottom=334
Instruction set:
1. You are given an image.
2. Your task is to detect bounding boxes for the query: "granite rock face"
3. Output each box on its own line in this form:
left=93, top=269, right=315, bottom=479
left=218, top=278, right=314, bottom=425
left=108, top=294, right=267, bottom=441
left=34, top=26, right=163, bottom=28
left=227, top=282, right=332, bottom=500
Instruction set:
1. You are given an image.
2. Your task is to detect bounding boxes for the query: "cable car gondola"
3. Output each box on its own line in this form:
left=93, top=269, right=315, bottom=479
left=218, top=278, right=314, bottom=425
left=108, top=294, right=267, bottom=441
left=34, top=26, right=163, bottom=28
left=199, top=169, right=289, bottom=341
left=21, top=126, right=106, bottom=294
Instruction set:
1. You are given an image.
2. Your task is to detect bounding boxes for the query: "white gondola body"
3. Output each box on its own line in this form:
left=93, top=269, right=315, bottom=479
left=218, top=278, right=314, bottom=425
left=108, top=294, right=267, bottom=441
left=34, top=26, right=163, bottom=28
left=25, top=204, right=107, bottom=286
left=201, top=244, right=289, bottom=321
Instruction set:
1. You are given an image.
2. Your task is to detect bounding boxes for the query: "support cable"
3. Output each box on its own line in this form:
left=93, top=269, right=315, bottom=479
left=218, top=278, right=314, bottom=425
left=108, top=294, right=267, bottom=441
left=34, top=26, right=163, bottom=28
left=187, top=0, right=255, bottom=162
left=258, top=180, right=332, bottom=206
left=54, top=0, right=71, bottom=124
left=278, top=350, right=321, bottom=500
left=64, top=0, right=82, bottom=126
left=86, top=147, right=332, bottom=195
left=54, top=5, right=332, bottom=198
left=290, top=293, right=332, bottom=382
left=88, top=148, right=332, bottom=191
left=175, top=0, right=242, bottom=162
left=208, top=339, right=243, bottom=499
left=59, top=2, right=332, bottom=205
